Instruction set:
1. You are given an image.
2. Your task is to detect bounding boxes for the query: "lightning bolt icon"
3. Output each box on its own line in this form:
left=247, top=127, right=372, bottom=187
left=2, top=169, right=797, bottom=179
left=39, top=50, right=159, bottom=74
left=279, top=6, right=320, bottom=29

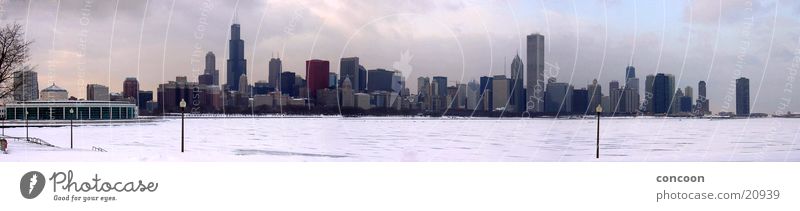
left=29, top=174, right=38, bottom=195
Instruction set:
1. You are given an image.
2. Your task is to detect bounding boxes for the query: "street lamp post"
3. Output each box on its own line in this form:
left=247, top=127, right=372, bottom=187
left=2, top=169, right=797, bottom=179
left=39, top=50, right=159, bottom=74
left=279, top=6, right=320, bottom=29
left=595, top=105, right=603, bottom=159
left=69, top=108, right=74, bottom=149
left=25, top=110, right=29, bottom=141
left=180, top=99, right=186, bottom=153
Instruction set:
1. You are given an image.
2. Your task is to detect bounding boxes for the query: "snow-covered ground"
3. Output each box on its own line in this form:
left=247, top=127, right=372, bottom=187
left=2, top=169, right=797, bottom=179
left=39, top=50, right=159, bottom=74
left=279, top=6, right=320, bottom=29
left=1, top=117, right=799, bottom=161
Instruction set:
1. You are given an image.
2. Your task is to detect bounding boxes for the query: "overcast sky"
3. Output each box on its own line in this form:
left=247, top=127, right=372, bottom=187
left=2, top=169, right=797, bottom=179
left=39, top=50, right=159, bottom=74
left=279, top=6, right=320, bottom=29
left=1, top=0, right=800, bottom=113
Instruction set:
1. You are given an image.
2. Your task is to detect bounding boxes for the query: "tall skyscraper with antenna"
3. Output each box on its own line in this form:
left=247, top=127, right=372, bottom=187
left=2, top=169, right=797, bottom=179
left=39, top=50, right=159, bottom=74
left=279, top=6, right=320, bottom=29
left=226, top=17, right=247, bottom=91
left=269, top=55, right=282, bottom=88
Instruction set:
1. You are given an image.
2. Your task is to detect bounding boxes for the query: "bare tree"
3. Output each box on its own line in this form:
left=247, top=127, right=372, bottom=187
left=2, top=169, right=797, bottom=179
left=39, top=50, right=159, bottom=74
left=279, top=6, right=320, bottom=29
left=0, top=23, right=33, bottom=100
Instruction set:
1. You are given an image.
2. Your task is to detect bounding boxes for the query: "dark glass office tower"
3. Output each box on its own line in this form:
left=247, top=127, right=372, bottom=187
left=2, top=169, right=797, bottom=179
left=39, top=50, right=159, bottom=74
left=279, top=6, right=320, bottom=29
left=340, top=57, right=360, bottom=91
left=226, top=23, right=247, bottom=91
left=736, top=77, right=750, bottom=116
left=572, top=89, right=588, bottom=114
left=698, top=81, right=709, bottom=114
left=280, top=72, right=296, bottom=97
left=625, top=66, right=636, bottom=80
left=653, top=73, right=670, bottom=114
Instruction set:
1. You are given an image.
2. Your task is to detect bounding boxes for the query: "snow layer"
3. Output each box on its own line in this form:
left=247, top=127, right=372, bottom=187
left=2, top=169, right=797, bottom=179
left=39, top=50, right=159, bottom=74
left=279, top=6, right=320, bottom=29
left=1, top=117, right=799, bottom=161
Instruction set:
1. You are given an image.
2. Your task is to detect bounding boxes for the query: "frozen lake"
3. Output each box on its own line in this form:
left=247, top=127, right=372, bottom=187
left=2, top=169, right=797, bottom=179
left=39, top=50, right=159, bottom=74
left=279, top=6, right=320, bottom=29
left=2, top=117, right=800, bottom=161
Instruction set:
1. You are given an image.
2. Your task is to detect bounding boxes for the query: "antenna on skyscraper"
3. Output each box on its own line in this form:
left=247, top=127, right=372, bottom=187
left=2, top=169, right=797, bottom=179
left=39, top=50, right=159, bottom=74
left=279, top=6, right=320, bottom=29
left=233, top=8, right=240, bottom=24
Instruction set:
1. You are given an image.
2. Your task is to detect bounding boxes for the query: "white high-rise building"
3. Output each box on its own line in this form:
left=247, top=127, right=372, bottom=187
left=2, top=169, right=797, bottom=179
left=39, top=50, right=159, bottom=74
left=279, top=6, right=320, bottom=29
left=624, top=78, right=640, bottom=113
left=239, top=74, right=249, bottom=96
left=526, top=33, right=545, bottom=112
left=13, top=70, right=39, bottom=101
left=466, top=80, right=479, bottom=110
left=456, top=83, right=467, bottom=109
left=341, top=78, right=354, bottom=108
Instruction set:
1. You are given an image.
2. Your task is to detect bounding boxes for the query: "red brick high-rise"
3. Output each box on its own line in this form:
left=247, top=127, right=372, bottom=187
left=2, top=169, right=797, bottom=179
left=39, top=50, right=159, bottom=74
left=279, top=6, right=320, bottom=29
left=305, top=59, right=330, bottom=100
left=123, top=77, right=139, bottom=99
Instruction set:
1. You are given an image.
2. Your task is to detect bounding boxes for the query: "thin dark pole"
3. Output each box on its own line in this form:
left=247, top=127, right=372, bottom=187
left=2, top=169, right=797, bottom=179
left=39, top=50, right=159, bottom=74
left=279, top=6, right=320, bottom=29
left=181, top=107, right=185, bottom=153
left=596, top=112, right=600, bottom=159
left=25, top=112, right=29, bottom=141
left=70, top=119, right=73, bottom=149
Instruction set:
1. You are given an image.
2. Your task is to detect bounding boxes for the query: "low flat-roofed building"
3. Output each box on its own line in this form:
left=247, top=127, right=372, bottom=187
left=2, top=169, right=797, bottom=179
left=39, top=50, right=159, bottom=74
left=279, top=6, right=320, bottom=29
left=4, top=101, right=137, bottom=120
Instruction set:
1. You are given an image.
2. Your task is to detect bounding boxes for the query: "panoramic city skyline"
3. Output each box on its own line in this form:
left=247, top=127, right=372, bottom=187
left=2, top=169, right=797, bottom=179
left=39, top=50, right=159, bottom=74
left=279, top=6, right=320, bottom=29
left=2, top=0, right=800, bottom=113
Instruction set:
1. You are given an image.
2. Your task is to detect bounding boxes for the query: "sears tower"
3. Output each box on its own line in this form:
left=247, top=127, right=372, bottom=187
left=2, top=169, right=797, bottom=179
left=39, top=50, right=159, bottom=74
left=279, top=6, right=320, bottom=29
left=226, top=22, right=247, bottom=91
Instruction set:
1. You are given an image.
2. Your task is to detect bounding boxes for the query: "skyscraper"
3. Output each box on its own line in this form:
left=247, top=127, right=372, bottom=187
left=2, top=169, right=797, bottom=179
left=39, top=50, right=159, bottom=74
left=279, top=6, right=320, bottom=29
left=305, top=59, right=330, bottom=100
left=680, top=95, right=693, bottom=113
left=417, top=77, right=431, bottom=110
left=466, top=80, right=480, bottom=110
left=544, top=78, right=572, bottom=114
left=358, top=65, right=367, bottom=92
left=205, top=52, right=219, bottom=85
left=479, top=76, right=493, bottom=111
left=269, top=57, right=282, bottom=87
left=666, top=74, right=676, bottom=114
left=123, top=77, right=139, bottom=102
left=684, top=86, right=693, bottom=112
left=644, top=74, right=655, bottom=113
left=572, top=88, right=588, bottom=114
left=587, top=79, right=602, bottom=113
left=280, top=72, right=296, bottom=97
left=432, top=77, right=448, bottom=96
left=653, top=74, right=669, bottom=114
left=625, top=66, right=636, bottom=80
left=736, top=77, right=750, bottom=116
left=698, top=81, right=709, bottom=114
left=526, top=33, right=545, bottom=112
left=672, top=88, right=684, bottom=114
left=226, top=23, right=247, bottom=91
left=609, top=80, right=621, bottom=113
left=239, top=74, right=249, bottom=97
left=622, top=80, right=640, bottom=114
left=340, top=57, right=360, bottom=92
left=510, top=54, right=525, bottom=112
left=367, top=69, right=394, bottom=92
left=684, top=86, right=693, bottom=101
left=86, top=84, right=110, bottom=101
left=138, top=91, right=153, bottom=111
left=341, top=77, right=354, bottom=107
left=492, top=75, right=510, bottom=112
left=329, top=72, right=338, bottom=89
left=432, top=76, right=448, bottom=111
left=13, top=70, right=38, bottom=101
left=623, top=66, right=640, bottom=114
